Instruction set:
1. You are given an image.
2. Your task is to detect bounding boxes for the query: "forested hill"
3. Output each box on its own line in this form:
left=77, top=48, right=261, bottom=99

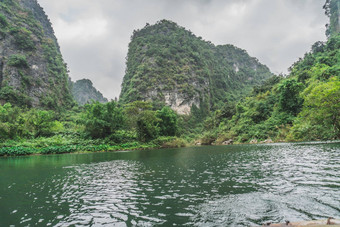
left=0, top=0, right=73, bottom=109
left=120, top=20, right=273, bottom=114
left=203, top=0, right=340, bottom=143
left=71, top=79, right=108, bottom=105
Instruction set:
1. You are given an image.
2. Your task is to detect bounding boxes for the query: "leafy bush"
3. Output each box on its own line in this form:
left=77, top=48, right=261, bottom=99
left=109, top=130, right=137, bottom=143
left=82, top=101, right=125, bottom=138
left=0, top=86, right=32, bottom=107
left=157, top=106, right=178, bottom=136
left=277, top=78, right=304, bottom=116
left=10, top=27, right=36, bottom=51
left=40, top=145, right=78, bottom=154
left=0, top=13, right=8, bottom=27
left=162, top=137, right=187, bottom=148
left=200, top=131, right=217, bottom=145
left=0, top=147, right=36, bottom=156
left=288, top=77, right=340, bottom=141
left=0, top=103, right=25, bottom=139
left=25, top=109, right=63, bottom=137
left=136, top=110, right=160, bottom=142
left=8, top=54, right=28, bottom=68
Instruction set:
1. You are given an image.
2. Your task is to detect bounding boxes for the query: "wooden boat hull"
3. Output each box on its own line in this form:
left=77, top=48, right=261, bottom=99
left=259, top=218, right=340, bottom=226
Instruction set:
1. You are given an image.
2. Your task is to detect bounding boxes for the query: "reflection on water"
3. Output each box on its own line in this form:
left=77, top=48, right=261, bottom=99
left=0, top=142, right=339, bottom=226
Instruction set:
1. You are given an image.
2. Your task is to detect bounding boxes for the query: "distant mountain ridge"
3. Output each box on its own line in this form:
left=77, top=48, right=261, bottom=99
left=72, top=79, right=108, bottom=105
left=120, top=20, right=273, bottom=114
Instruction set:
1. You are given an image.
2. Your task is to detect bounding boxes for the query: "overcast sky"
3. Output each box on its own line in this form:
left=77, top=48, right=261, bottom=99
left=38, top=0, right=328, bottom=100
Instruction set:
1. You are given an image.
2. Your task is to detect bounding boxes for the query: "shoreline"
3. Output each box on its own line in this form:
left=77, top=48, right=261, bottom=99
left=1, top=139, right=339, bottom=158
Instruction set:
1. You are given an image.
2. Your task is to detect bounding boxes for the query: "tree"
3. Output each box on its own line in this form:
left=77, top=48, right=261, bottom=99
left=302, top=78, right=340, bottom=138
left=288, top=78, right=340, bottom=141
left=26, top=109, right=63, bottom=138
left=157, top=106, right=178, bottom=136
left=277, top=79, right=304, bottom=116
left=124, top=101, right=160, bottom=142
left=0, top=103, right=21, bottom=139
left=83, top=101, right=124, bottom=138
left=124, top=101, right=153, bottom=129
left=136, top=110, right=160, bottom=142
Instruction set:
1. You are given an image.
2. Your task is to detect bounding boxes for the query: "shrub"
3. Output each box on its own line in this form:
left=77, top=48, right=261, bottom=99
left=8, top=54, right=28, bottom=68
left=25, top=109, right=63, bottom=137
left=82, top=101, right=125, bottom=138
left=200, top=131, right=217, bottom=145
left=162, top=137, right=187, bottom=148
left=10, top=27, right=36, bottom=51
left=157, top=106, right=178, bottom=136
left=0, top=147, right=36, bottom=156
left=136, top=110, right=160, bottom=142
left=0, top=13, right=8, bottom=27
left=109, top=130, right=137, bottom=143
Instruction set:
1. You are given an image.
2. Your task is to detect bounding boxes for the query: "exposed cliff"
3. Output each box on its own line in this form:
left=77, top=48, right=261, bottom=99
left=120, top=20, right=273, bottom=114
left=72, top=79, right=108, bottom=105
left=0, top=0, right=73, bottom=109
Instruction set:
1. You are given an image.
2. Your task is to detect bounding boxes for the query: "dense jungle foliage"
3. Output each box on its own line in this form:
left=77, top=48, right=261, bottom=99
left=0, top=100, right=189, bottom=156
left=0, top=0, right=339, bottom=156
left=203, top=36, right=340, bottom=143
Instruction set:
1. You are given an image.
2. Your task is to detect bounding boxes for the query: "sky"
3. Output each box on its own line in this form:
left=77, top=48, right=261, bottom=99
left=37, top=0, right=328, bottom=100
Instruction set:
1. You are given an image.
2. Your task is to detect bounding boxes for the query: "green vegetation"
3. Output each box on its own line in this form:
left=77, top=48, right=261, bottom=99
left=10, top=27, right=36, bottom=51
left=120, top=20, right=272, bottom=111
left=201, top=33, right=340, bottom=144
left=0, top=101, right=189, bottom=156
left=0, top=86, right=33, bottom=107
left=82, top=101, right=124, bottom=138
left=0, top=0, right=74, bottom=110
left=7, top=54, right=28, bottom=68
left=5, top=29, right=337, bottom=156
left=0, top=0, right=339, bottom=157
left=0, top=13, right=8, bottom=27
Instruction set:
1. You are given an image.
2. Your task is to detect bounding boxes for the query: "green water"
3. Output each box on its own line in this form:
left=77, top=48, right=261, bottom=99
left=0, top=142, right=339, bottom=226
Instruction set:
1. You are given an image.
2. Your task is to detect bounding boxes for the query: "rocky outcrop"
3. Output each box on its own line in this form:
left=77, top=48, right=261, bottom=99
left=259, top=139, right=273, bottom=144
left=0, top=0, right=73, bottom=108
left=72, top=79, right=108, bottom=105
left=222, top=139, right=233, bottom=145
left=250, top=139, right=258, bottom=144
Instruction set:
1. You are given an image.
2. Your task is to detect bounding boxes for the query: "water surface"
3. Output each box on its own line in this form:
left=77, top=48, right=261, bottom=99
left=0, top=142, right=339, bottom=226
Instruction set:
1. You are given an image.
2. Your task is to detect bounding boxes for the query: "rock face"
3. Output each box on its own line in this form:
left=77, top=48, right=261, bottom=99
left=222, top=139, right=233, bottom=145
left=0, top=0, right=73, bottom=109
left=72, top=79, right=108, bottom=105
left=120, top=20, right=273, bottom=114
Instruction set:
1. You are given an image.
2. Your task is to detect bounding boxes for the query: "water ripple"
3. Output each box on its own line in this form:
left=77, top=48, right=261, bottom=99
left=0, top=142, right=339, bottom=226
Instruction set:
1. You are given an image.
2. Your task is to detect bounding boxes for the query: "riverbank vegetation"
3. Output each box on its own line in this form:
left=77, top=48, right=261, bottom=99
left=0, top=1, right=339, bottom=156
left=1, top=33, right=340, bottom=156
left=0, top=101, right=189, bottom=156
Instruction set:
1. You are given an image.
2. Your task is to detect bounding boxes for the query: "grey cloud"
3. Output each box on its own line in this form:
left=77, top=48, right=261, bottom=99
left=38, top=0, right=328, bottom=99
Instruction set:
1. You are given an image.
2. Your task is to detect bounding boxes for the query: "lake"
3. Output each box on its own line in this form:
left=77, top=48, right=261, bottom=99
left=0, top=142, right=339, bottom=226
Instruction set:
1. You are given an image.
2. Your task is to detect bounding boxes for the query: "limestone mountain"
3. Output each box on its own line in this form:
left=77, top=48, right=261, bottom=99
left=0, top=0, right=73, bottom=109
left=72, top=79, right=108, bottom=105
left=120, top=20, right=273, bottom=114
